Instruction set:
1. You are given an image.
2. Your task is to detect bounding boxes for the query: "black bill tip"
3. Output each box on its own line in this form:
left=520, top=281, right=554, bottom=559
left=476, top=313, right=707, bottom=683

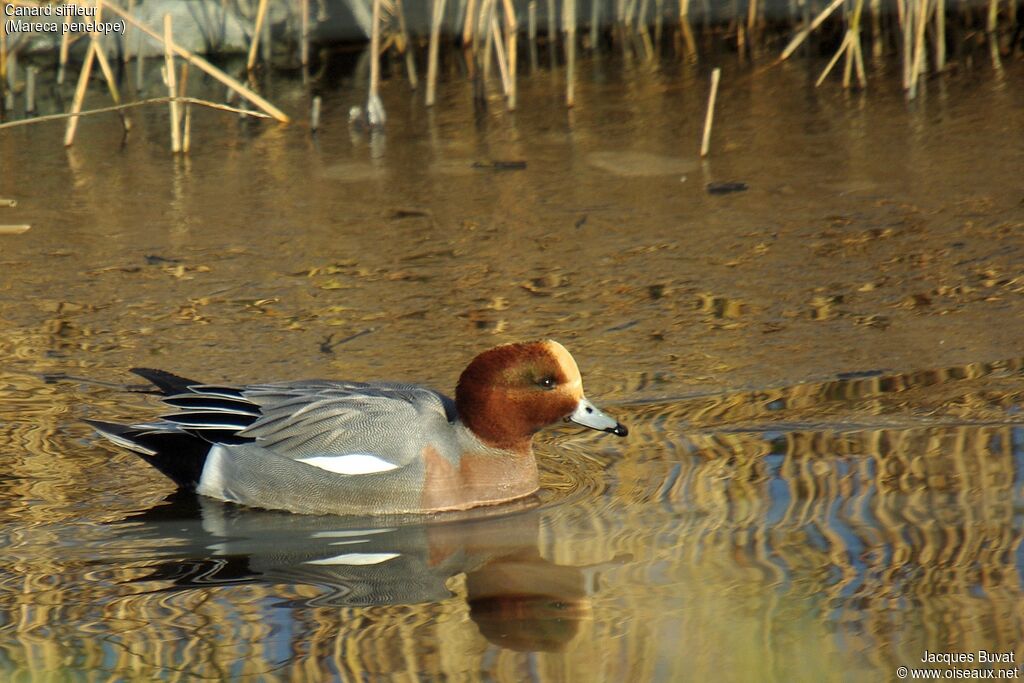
left=607, top=423, right=629, bottom=437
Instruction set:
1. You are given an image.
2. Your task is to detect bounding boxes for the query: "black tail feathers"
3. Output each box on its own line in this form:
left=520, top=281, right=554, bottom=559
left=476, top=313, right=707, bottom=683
left=84, top=419, right=210, bottom=490
left=130, top=368, right=204, bottom=396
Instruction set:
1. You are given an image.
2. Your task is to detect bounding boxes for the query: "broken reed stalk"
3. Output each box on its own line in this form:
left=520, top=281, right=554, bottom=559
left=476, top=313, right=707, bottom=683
left=426, top=0, right=447, bottom=106
left=780, top=0, right=847, bottom=60
left=0, top=225, right=31, bottom=235
left=0, top=199, right=17, bottom=207
left=98, top=0, right=289, bottom=122
left=0, top=97, right=272, bottom=131
left=700, top=67, right=721, bottom=157
left=163, top=14, right=181, bottom=153
left=247, top=0, right=269, bottom=72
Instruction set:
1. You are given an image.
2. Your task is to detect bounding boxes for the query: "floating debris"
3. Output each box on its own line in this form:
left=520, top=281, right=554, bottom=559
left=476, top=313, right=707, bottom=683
left=706, top=182, right=749, bottom=195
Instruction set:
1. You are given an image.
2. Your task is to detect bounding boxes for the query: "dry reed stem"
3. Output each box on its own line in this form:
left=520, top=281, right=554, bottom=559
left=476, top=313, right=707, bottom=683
left=247, top=0, right=269, bottom=72
left=482, top=0, right=495, bottom=81
left=300, top=0, right=310, bottom=66
left=0, top=225, right=31, bottom=235
left=463, top=0, right=478, bottom=44
left=57, top=15, right=72, bottom=84
left=780, top=0, right=847, bottom=60
left=503, top=0, right=517, bottom=110
left=87, top=4, right=129, bottom=132
left=934, top=0, right=945, bottom=70
left=370, top=0, right=381, bottom=104
left=395, top=0, right=418, bottom=89
left=700, top=67, right=721, bottom=157
left=901, top=0, right=912, bottom=88
left=0, top=199, right=17, bottom=207
left=816, top=32, right=851, bottom=86
left=908, top=0, right=930, bottom=97
left=489, top=14, right=512, bottom=98
left=179, top=61, right=190, bottom=153
left=163, top=14, right=181, bottom=153
left=98, top=0, right=289, bottom=122
left=0, top=97, right=271, bottom=131
left=565, top=0, right=577, bottom=107
left=842, top=0, right=866, bottom=88
left=426, top=0, right=446, bottom=106
left=64, top=33, right=98, bottom=146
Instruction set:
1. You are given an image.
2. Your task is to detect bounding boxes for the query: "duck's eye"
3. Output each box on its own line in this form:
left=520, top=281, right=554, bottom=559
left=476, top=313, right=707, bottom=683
left=537, top=376, right=557, bottom=390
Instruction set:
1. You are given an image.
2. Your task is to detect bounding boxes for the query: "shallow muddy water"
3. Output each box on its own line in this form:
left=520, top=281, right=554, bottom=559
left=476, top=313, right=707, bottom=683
left=1, top=51, right=1024, bottom=680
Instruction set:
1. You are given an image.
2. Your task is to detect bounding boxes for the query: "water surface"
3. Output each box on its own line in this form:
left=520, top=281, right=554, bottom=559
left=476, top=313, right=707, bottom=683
left=1, top=52, right=1023, bottom=680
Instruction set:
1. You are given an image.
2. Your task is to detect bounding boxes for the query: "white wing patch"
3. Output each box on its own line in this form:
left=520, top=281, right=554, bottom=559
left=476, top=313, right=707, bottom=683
left=295, top=453, right=400, bottom=475
left=305, top=552, right=401, bottom=566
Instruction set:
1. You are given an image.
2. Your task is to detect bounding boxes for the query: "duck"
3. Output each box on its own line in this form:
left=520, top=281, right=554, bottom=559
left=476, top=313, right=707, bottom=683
left=86, top=340, right=627, bottom=516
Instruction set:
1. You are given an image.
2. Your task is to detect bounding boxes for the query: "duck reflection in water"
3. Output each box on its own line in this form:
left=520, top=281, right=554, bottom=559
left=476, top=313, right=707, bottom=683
left=113, top=494, right=622, bottom=652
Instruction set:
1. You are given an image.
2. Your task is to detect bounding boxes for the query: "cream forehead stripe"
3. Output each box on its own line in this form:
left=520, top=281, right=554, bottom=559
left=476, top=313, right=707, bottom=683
left=543, top=340, right=583, bottom=388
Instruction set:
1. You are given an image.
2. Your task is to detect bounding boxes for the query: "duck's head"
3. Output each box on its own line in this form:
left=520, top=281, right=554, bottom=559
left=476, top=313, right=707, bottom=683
left=455, top=340, right=628, bottom=452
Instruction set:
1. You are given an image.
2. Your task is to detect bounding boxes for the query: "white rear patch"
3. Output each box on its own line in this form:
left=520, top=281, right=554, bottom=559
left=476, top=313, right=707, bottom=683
left=305, top=552, right=400, bottom=566
left=311, top=528, right=395, bottom=539
left=197, top=444, right=231, bottom=498
left=296, top=454, right=399, bottom=475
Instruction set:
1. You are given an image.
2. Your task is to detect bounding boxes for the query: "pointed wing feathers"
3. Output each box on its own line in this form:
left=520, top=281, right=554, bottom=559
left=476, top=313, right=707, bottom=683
left=147, top=379, right=455, bottom=470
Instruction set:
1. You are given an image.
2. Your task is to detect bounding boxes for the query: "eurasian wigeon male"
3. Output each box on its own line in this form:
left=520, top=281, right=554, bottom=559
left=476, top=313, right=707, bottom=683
left=86, top=340, right=627, bottom=515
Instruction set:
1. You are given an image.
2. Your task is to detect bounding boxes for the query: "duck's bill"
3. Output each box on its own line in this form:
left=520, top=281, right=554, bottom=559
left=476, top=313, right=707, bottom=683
left=569, top=398, right=629, bottom=437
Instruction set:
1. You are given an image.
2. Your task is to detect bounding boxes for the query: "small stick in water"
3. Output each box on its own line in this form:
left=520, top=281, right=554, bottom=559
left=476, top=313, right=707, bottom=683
left=0, top=225, right=31, bottom=235
left=0, top=199, right=17, bottom=207
left=311, top=95, right=321, bottom=132
left=700, top=67, right=721, bottom=157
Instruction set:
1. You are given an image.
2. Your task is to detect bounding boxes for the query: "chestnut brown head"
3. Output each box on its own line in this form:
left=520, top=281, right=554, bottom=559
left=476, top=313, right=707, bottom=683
left=455, top=340, right=627, bottom=452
